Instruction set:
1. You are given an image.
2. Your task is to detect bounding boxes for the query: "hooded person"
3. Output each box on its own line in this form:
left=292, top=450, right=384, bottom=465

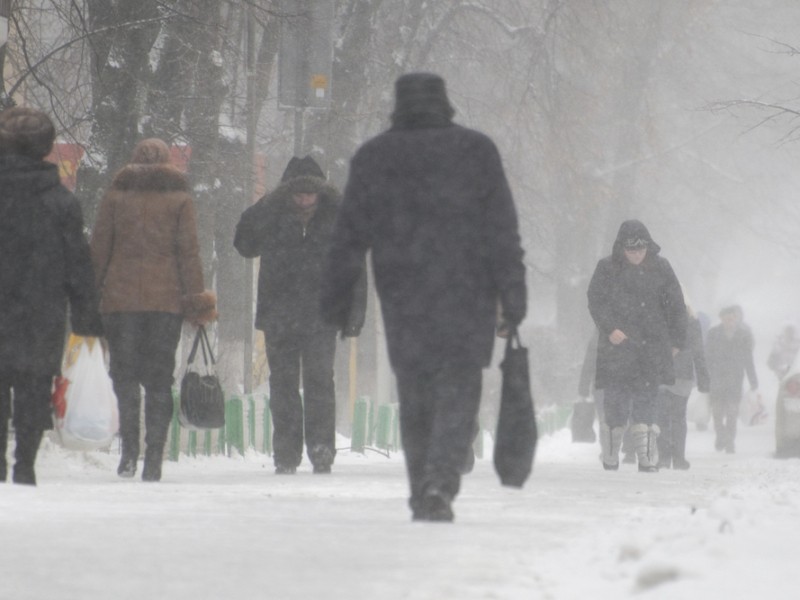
left=234, top=155, right=367, bottom=475
left=587, top=219, right=687, bottom=472
left=0, top=106, right=104, bottom=485
left=319, top=73, right=527, bottom=522
left=91, top=137, right=216, bottom=482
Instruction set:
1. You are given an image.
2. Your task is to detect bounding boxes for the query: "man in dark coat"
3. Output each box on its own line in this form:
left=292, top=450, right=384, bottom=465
left=320, top=73, right=527, bottom=522
left=587, top=220, right=686, bottom=472
left=705, top=305, right=758, bottom=453
left=0, top=107, right=103, bottom=485
left=234, top=156, right=366, bottom=475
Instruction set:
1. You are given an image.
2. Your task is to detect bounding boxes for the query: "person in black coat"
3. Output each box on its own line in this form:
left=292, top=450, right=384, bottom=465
left=320, top=73, right=527, bottom=521
left=0, top=107, right=103, bottom=485
left=234, top=156, right=366, bottom=474
left=705, top=305, right=758, bottom=453
left=587, top=220, right=686, bottom=472
left=656, top=302, right=710, bottom=470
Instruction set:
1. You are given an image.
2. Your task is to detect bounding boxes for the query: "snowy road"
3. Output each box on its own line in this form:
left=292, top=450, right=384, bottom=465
left=2, top=420, right=799, bottom=600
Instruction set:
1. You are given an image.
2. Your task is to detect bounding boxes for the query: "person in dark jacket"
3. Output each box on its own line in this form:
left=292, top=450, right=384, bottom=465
left=587, top=220, right=686, bottom=472
left=234, top=156, right=366, bottom=475
left=705, top=304, right=758, bottom=453
left=656, top=300, right=710, bottom=470
left=0, top=107, right=104, bottom=485
left=92, top=138, right=216, bottom=482
left=320, top=73, right=527, bottom=522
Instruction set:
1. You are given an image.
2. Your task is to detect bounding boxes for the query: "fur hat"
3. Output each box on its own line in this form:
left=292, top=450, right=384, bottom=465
left=281, top=155, right=326, bottom=195
left=0, top=106, right=56, bottom=160
left=131, top=138, right=171, bottom=165
left=391, top=73, right=455, bottom=127
left=182, top=290, right=218, bottom=326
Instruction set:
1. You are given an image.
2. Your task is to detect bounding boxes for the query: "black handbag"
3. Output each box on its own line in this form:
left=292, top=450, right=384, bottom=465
left=179, top=325, right=225, bottom=430
left=494, top=329, right=537, bottom=488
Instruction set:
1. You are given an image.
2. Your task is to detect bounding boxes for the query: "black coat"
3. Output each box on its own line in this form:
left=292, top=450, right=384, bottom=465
left=320, top=123, right=527, bottom=371
left=587, top=221, right=686, bottom=389
left=706, top=324, right=758, bottom=400
left=0, top=155, right=103, bottom=375
left=234, top=180, right=366, bottom=341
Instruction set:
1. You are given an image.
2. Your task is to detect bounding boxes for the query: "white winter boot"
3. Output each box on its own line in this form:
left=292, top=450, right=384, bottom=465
left=631, top=423, right=660, bottom=472
left=600, top=423, right=625, bottom=470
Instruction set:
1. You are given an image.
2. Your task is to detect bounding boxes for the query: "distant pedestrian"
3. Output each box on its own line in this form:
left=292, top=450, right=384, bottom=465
left=234, top=156, right=367, bottom=475
left=587, top=220, right=687, bottom=472
left=91, top=138, right=216, bottom=482
left=321, top=73, right=527, bottom=521
left=0, top=107, right=104, bottom=485
left=656, top=300, right=709, bottom=469
left=705, top=305, right=758, bottom=453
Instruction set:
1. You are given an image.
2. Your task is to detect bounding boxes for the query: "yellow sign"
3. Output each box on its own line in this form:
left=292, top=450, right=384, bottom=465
left=311, top=74, right=328, bottom=89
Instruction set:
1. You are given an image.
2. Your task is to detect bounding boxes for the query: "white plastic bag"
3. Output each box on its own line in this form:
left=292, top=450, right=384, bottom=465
left=688, top=391, right=711, bottom=430
left=56, top=341, right=119, bottom=450
left=740, top=390, right=767, bottom=426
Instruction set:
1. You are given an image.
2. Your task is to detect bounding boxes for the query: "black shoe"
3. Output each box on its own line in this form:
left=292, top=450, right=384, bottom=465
left=309, top=445, right=334, bottom=474
left=313, top=464, right=331, bottom=474
left=12, top=463, right=36, bottom=485
left=602, top=461, right=619, bottom=471
left=275, top=465, right=297, bottom=475
left=413, top=488, right=454, bottom=522
left=672, top=458, right=691, bottom=470
left=142, top=448, right=163, bottom=482
left=117, top=455, right=137, bottom=478
left=638, top=464, right=659, bottom=473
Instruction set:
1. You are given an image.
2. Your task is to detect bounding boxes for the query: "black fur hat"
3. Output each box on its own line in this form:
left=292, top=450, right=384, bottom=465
left=391, top=72, right=455, bottom=127
left=280, top=155, right=325, bottom=194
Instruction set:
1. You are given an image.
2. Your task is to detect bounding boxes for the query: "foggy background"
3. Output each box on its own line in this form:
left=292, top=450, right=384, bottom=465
left=3, top=0, right=799, bottom=414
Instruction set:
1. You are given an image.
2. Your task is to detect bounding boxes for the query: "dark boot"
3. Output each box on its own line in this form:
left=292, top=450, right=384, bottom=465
left=412, top=485, right=454, bottom=522
left=309, top=444, right=334, bottom=474
left=114, top=381, right=141, bottom=478
left=142, top=391, right=173, bottom=482
left=13, top=427, right=43, bottom=486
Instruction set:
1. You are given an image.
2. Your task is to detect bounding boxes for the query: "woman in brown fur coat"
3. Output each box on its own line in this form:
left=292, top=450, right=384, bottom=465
left=91, top=138, right=216, bottom=481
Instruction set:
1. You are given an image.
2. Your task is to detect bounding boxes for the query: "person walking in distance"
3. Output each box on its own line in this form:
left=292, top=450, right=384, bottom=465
left=320, top=73, right=527, bottom=521
left=0, top=107, right=104, bottom=485
left=234, top=156, right=367, bottom=475
left=705, top=305, right=758, bottom=453
left=91, top=138, right=216, bottom=482
left=587, top=220, right=687, bottom=473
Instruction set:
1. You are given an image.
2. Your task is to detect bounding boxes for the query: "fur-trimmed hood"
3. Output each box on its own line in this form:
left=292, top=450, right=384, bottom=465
left=110, top=163, right=190, bottom=193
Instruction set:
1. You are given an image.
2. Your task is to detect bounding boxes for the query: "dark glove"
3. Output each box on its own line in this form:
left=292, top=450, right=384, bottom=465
left=341, top=325, right=361, bottom=339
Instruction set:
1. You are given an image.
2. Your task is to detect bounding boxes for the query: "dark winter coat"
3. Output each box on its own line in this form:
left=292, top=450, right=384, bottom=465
left=234, top=178, right=367, bottom=341
left=320, top=123, right=527, bottom=371
left=91, top=164, right=206, bottom=316
left=666, top=315, right=710, bottom=396
left=0, top=155, right=103, bottom=374
left=587, top=220, right=687, bottom=390
left=706, top=323, right=758, bottom=401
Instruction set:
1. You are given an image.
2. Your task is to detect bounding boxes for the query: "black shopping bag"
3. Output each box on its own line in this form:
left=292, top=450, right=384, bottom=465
left=494, top=329, right=537, bottom=487
left=179, top=326, right=225, bottom=430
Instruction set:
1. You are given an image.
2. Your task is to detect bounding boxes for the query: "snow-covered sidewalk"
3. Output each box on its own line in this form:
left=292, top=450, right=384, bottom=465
left=1, top=421, right=799, bottom=600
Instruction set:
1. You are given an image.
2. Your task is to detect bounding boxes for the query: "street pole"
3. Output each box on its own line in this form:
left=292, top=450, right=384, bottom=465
left=242, top=8, right=257, bottom=394
left=0, top=0, right=14, bottom=109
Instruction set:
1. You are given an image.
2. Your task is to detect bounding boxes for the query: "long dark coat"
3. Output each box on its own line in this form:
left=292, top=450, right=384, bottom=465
left=320, top=124, right=527, bottom=371
left=234, top=179, right=366, bottom=341
left=706, top=324, right=758, bottom=401
left=0, top=155, right=103, bottom=374
left=587, top=221, right=686, bottom=390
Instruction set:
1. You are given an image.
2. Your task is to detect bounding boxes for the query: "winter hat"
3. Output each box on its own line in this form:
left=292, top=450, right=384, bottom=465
left=281, top=155, right=326, bottom=194
left=391, top=72, right=455, bottom=128
left=0, top=106, right=55, bottom=160
left=131, top=138, right=171, bottom=165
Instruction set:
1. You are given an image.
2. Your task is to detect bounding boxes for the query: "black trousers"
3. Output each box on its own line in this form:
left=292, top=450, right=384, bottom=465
left=0, top=371, right=53, bottom=431
left=103, top=312, right=183, bottom=449
left=656, top=389, right=689, bottom=463
left=265, top=329, right=337, bottom=469
left=395, top=363, right=482, bottom=507
left=603, top=380, right=657, bottom=428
